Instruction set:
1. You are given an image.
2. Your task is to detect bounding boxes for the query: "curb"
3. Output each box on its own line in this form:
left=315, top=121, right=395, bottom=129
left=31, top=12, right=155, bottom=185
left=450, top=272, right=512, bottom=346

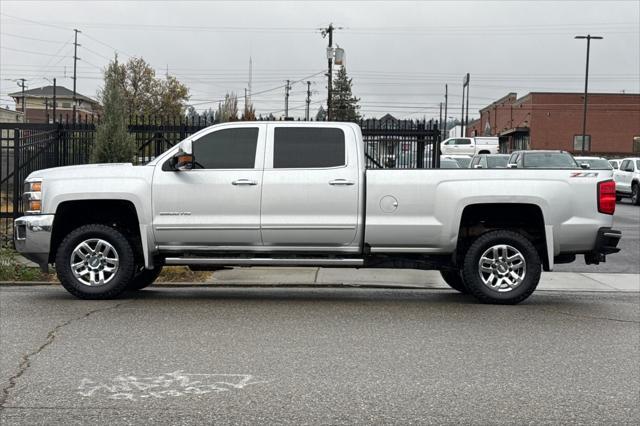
left=0, top=281, right=638, bottom=293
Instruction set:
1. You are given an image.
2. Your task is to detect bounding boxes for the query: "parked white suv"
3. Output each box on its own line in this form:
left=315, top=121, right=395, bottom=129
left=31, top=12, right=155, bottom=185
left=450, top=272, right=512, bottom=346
left=614, top=157, right=640, bottom=205
left=440, top=137, right=499, bottom=156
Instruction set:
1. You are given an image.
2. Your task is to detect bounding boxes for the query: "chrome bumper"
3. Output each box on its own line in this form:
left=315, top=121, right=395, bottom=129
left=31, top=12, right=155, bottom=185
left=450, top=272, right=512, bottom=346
left=14, top=215, right=54, bottom=271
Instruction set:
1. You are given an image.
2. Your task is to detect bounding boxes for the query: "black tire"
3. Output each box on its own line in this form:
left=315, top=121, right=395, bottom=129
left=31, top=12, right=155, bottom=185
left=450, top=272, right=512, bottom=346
left=439, top=270, right=468, bottom=293
left=127, top=264, right=163, bottom=291
left=632, top=183, right=640, bottom=206
left=55, top=224, right=135, bottom=300
left=462, top=230, right=541, bottom=305
left=616, top=195, right=622, bottom=202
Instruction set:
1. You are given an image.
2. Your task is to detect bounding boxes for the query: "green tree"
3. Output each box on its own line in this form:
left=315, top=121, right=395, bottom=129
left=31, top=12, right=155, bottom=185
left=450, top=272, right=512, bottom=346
left=91, top=57, right=135, bottom=163
left=108, top=57, right=190, bottom=117
left=315, top=105, right=327, bottom=121
left=330, top=67, right=360, bottom=121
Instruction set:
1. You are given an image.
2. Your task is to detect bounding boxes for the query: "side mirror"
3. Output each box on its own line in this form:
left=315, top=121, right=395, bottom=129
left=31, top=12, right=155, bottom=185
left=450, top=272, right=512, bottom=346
left=507, top=163, right=518, bottom=169
left=474, top=164, right=483, bottom=169
left=580, top=163, right=590, bottom=169
left=172, top=139, right=194, bottom=171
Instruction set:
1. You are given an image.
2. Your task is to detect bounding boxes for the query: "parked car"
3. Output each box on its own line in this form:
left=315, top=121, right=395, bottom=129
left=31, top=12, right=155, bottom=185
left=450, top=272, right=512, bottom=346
left=614, top=157, right=640, bottom=205
left=469, top=154, right=510, bottom=169
left=574, top=156, right=613, bottom=170
left=15, top=122, right=621, bottom=304
left=609, top=159, right=623, bottom=170
left=441, top=154, right=472, bottom=168
left=507, top=150, right=580, bottom=169
left=440, top=136, right=499, bottom=156
left=439, top=158, right=461, bottom=169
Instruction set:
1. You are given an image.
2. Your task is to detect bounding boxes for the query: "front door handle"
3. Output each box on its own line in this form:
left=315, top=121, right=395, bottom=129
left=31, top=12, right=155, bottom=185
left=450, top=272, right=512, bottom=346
left=329, top=179, right=355, bottom=186
left=232, top=179, right=258, bottom=186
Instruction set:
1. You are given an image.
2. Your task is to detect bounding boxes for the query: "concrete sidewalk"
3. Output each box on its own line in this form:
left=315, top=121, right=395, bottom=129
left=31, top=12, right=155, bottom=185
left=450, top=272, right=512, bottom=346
left=206, top=267, right=640, bottom=292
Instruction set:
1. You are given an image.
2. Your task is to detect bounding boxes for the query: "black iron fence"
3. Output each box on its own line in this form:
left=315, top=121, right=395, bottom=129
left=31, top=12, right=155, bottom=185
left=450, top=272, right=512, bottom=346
left=0, top=117, right=440, bottom=241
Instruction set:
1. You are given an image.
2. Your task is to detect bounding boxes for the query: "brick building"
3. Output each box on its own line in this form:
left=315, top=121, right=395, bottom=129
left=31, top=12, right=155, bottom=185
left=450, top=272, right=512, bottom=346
left=466, top=92, right=640, bottom=156
left=8, top=85, right=101, bottom=123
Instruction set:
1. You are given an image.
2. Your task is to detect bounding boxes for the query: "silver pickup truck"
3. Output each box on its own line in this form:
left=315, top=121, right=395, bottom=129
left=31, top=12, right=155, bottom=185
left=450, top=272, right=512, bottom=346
left=14, top=122, right=621, bottom=304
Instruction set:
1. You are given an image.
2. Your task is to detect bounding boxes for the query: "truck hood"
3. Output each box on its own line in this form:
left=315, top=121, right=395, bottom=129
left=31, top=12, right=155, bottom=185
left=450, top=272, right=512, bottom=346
left=27, top=163, right=149, bottom=180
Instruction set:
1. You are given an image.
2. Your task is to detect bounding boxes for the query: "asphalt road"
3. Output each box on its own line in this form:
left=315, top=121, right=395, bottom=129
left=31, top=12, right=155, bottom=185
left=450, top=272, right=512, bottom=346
left=555, top=200, right=639, bottom=273
left=1, top=286, right=638, bottom=424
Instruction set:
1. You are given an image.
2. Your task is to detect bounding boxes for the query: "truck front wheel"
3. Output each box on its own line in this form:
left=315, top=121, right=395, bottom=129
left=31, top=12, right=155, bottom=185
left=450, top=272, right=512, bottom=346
left=127, top=265, right=163, bottom=291
left=439, top=270, right=468, bottom=293
left=55, top=224, right=135, bottom=299
left=462, top=230, right=541, bottom=304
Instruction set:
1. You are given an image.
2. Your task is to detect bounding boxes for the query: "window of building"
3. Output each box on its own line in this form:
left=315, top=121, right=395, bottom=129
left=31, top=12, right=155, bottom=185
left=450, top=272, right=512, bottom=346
left=192, top=127, right=258, bottom=169
left=573, top=135, right=591, bottom=151
left=62, top=102, right=71, bottom=108
left=273, top=127, right=345, bottom=168
left=633, top=136, right=640, bottom=153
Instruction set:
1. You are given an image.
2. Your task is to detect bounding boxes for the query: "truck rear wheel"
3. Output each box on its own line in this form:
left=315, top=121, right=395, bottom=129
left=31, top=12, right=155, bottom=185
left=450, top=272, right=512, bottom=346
left=55, top=224, right=135, bottom=299
left=439, top=270, right=468, bottom=293
left=462, top=230, right=541, bottom=304
left=632, top=183, right=640, bottom=205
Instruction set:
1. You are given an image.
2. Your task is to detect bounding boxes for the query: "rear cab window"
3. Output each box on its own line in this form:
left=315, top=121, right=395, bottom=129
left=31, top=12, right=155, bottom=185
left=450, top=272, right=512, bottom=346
left=272, top=127, right=346, bottom=168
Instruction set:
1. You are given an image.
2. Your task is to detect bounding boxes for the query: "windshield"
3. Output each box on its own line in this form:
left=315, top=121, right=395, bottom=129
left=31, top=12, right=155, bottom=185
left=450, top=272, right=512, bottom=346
left=523, top=152, right=579, bottom=169
left=486, top=156, right=509, bottom=168
left=579, top=158, right=613, bottom=169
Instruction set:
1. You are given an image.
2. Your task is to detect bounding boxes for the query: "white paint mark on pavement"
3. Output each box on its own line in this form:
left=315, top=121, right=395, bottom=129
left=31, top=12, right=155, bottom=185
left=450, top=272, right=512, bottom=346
left=77, top=371, right=266, bottom=401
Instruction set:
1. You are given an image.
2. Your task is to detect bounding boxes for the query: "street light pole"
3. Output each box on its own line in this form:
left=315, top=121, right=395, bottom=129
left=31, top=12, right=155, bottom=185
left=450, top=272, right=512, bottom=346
left=575, top=34, right=603, bottom=154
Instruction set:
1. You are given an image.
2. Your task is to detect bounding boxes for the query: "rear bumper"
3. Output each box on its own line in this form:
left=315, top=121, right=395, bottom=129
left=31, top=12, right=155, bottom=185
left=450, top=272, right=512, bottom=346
left=584, top=227, right=621, bottom=265
left=13, top=215, right=54, bottom=272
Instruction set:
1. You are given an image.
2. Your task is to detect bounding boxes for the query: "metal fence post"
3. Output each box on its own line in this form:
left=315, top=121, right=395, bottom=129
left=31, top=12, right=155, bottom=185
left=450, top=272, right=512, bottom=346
left=416, top=121, right=425, bottom=169
left=12, top=129, right=20, bottom=219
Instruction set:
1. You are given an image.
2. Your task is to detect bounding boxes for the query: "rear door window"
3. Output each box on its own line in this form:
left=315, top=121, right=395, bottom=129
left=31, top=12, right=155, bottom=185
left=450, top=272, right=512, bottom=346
left=273, top=127, right=345, bottom=168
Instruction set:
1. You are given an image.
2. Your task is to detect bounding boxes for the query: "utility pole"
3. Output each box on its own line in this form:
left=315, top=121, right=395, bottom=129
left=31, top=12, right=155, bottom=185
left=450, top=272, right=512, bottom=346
left=284, top=79, right=291, bottom=119
left=439, top=102, right=443, bottom=137
left=575, top=34, right=603, bottom=153
left=321, top=23, right=335, bottom=120
left=17, top=79, right=27, bottom=120
left=465, top=73, right=470, bottom=135
left=72, top=28, right=81, bottom=123
left=248, top=56, right=252, bottom=105
left=52, top=78, right=57, bottom=123
left=305, top=81, right=312, bottom=121
left=443, top=84, right=448, bottom=140
left=460, top=81, right=465, bottom=137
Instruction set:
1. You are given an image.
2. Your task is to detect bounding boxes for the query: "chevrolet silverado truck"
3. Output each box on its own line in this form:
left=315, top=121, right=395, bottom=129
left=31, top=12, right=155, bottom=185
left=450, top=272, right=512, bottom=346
left=14, top=122, right=621, bottom=304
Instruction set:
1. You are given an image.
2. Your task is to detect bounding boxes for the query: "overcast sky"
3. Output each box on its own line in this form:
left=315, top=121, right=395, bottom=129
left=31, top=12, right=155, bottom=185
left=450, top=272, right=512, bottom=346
left=1, top=0, right=638, bottom=120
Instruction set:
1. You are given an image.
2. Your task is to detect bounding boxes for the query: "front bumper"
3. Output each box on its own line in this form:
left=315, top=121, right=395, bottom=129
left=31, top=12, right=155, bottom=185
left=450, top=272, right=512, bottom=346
left=584, top=227, right=622, bottom=265
left=13, top=215, right=54, bottom=271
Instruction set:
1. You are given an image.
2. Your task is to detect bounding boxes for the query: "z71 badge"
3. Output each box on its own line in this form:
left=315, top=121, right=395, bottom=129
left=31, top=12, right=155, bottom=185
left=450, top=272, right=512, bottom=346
left=570, top=172, right=599, bottom=178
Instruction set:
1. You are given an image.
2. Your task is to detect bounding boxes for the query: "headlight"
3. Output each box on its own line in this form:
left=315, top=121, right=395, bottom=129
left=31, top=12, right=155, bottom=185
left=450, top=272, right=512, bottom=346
left=23, top=178, right=43, bottom=214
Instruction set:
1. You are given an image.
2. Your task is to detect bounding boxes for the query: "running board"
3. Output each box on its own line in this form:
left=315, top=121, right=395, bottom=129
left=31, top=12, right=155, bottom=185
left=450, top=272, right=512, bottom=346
left=164, top=257, right=364, bottom=267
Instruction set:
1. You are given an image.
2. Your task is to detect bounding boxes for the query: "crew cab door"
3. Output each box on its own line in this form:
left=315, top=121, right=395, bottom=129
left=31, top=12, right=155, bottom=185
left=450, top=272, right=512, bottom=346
left=152, top=124, right=266, bottom=248
left=260, top=125, right=360, bottom=249
left=455, top=138, right=475, bottom=155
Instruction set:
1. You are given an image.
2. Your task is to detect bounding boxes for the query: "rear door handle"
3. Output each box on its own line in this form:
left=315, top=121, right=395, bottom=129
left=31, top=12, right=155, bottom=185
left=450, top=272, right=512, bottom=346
left=232, top=179, right=257, bottom=186
left=329, top=179, right=355, bottom=186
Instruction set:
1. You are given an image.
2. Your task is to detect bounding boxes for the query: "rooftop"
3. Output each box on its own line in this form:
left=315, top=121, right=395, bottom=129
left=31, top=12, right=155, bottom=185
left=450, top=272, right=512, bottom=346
left=8, top=85, right=98, bottom=104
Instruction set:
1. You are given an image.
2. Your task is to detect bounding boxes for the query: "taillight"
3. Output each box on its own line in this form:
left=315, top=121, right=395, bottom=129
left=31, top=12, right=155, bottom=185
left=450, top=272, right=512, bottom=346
left=598, top=180, right=616, bottom=215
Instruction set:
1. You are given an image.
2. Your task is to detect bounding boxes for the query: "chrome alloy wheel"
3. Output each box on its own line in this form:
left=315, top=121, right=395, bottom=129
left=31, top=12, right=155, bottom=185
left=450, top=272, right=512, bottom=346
left=70, top=239, right=120, bottom=286
left=478, top=244, right=526, bottom=293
